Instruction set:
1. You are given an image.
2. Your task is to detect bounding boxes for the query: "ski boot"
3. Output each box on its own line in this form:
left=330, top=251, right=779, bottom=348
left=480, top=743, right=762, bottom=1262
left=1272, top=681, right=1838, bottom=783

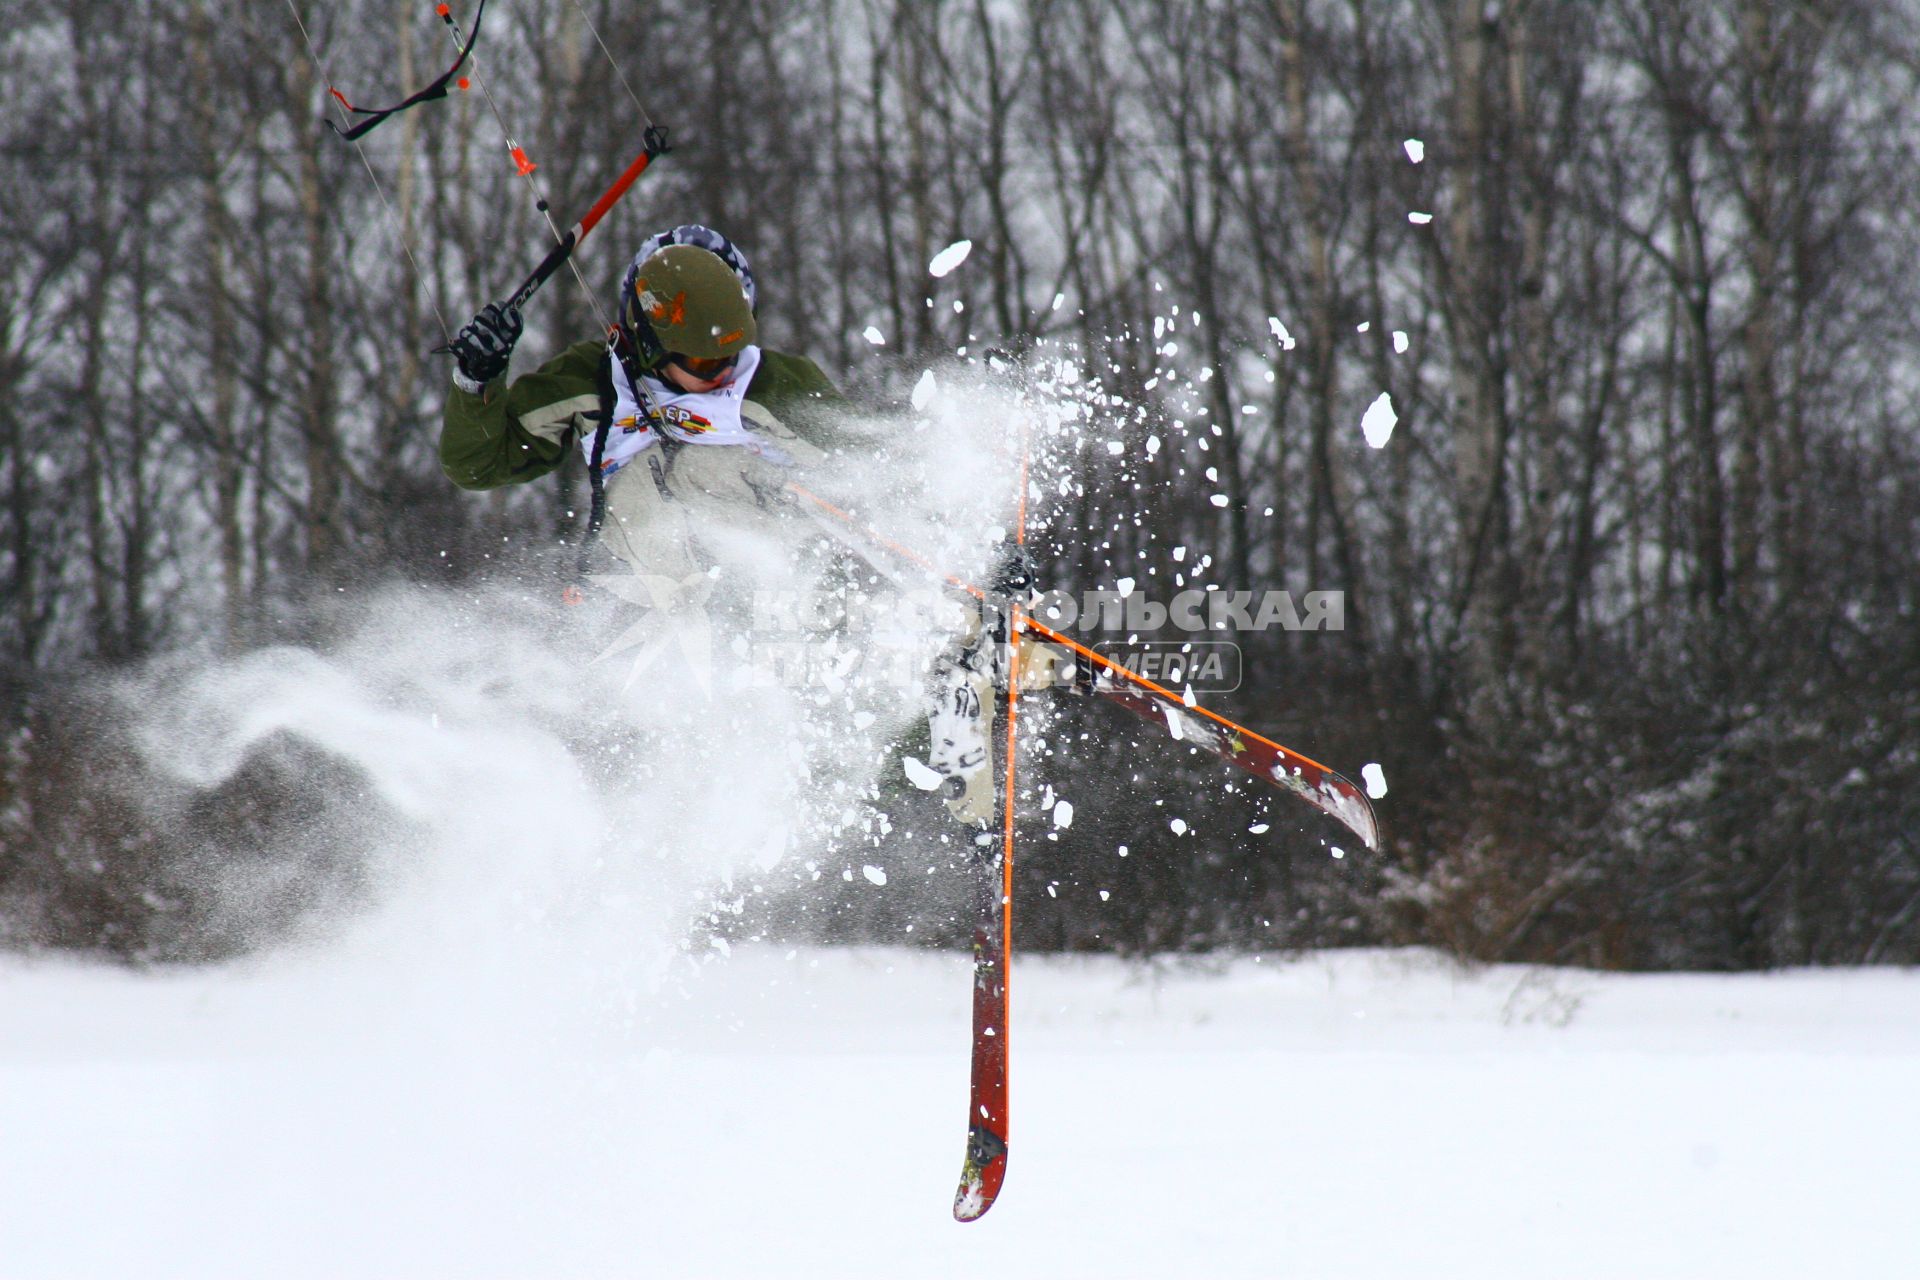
left=925, top=541, right=1042, bottom=826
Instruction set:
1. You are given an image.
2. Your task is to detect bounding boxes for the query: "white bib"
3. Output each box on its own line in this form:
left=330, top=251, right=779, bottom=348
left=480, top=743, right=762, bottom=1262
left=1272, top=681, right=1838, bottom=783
left=589, top=346, right=790, bottom=477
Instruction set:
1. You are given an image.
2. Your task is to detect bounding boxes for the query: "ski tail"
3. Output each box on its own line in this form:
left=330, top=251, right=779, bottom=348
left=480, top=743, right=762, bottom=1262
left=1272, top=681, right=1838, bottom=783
left=953, top=831, right=1011, bottom=1221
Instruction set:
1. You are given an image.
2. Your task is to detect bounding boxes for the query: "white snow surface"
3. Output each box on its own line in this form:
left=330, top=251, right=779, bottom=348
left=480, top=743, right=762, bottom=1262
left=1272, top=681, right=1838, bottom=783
left=2, top=946, right=1917, bottom=1278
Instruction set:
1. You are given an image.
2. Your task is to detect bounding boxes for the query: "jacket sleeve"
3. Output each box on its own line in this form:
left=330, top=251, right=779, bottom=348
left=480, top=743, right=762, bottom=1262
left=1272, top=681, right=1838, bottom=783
left=439, top=340, right=608, bottom=491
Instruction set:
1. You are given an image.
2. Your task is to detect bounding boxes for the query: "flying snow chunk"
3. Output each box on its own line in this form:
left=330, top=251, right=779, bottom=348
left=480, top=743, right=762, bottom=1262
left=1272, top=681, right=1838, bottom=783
left=1146, top=435, right=1162, bottom=456
left=1362, top=762, right=1389, bottom=799
left=1409, top=211, right=1434, bottom=225
left=928, top=239, right=974, bottom=278
left=1267, top=316, right=1297, bottom=350
left=863, top=865, right=888, bottom=886
left=1053, top=800, right=1075, bottom=829
left=1393, top=330, right=1409, bottom=354
left=862, top=326, right=886, bottom=346
left=911, top=369, right=939, bottom=411
left=1210, top=494, right=1230, bottom=507
left=1117, top=577, right=1136, bottom=597
left=1362, top=392, right=1398, bottom=449
left=1404, top=138, right=1426, bottom=163
left=902, top=755, right=943, bottom=791
left=1051, top=292, right=1066, bottom=311
left=1170, top=817, right=1189, bottom=835
left=1249, top=823, right=1270, bottom=834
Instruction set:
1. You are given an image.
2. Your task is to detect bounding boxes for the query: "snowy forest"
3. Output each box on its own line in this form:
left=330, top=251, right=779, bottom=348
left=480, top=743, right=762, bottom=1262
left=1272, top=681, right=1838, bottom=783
left=4, top=0, right=1919, bottom=971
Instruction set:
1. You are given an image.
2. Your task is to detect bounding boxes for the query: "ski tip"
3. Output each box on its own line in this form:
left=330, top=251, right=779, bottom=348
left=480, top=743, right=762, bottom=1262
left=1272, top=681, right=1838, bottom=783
left=1322, top=771, right=1382, bottom=852
left=952, top=1164, right=1005, bottom=1222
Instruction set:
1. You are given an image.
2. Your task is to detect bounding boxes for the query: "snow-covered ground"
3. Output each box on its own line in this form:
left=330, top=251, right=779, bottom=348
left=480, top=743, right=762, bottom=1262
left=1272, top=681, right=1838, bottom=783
left=2, top=944, right=1916, bottom=1279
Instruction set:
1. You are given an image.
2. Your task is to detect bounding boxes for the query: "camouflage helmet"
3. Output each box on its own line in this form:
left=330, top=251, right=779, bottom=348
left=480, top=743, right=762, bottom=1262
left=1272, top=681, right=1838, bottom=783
left=617, top=243, right=757, bottom=365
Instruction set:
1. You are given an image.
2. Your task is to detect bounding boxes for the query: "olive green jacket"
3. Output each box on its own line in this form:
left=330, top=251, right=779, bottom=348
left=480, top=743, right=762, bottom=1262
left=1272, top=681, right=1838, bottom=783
left=440, top=340, right=847, bottom=491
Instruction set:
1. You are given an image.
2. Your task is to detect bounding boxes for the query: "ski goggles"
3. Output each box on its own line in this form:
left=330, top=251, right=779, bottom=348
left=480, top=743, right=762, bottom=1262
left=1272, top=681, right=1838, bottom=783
left=666, top=351, right=738, bottom=381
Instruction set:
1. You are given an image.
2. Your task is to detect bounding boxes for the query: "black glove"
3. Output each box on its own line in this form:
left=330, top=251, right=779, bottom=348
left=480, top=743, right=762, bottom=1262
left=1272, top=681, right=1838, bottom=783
left=449, top=302, right=522, bottom=386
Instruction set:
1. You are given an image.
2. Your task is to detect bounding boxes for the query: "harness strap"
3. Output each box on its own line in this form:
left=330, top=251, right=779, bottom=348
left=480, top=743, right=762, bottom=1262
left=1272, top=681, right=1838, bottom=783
left=581, top=328, right=681, bottom=575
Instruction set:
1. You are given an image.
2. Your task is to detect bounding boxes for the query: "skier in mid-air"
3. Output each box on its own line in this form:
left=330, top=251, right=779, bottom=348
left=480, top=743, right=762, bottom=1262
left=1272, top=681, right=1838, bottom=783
left=438, top=223, right=1022, bottom=825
